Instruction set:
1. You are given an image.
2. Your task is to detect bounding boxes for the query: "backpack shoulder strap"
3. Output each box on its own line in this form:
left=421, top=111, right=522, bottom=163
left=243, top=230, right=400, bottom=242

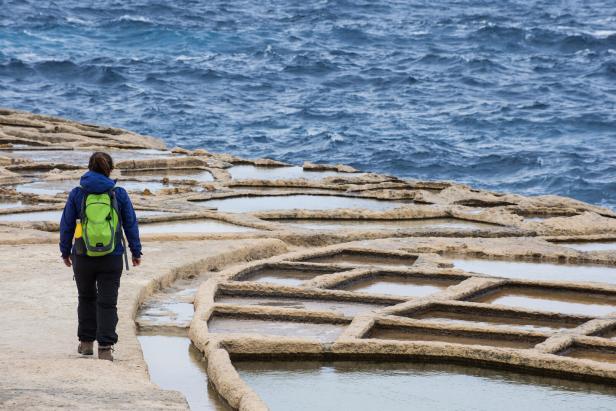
left=78, top=185, right=88, bottom=221
left=110, top=187, right=130, bottom=272
left=109, top=188, right=120, bottom=214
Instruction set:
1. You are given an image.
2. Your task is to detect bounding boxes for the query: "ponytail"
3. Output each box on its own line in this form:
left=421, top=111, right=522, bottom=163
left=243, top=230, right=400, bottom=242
left=88, top=152, right=114, bottom=177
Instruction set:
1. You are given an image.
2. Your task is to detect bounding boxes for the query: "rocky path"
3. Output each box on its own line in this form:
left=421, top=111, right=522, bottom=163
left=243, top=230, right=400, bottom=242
left=0, top=239, right=284, bottom=410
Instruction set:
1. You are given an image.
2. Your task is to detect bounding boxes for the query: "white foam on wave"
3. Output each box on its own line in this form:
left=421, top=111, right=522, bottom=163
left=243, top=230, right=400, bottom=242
left=590, top=30, right=616, bottom=39
left=22, top=30, right=61, bottom=43
left=117, top=15, right=153, bottom=24
left=65, top=16, right=93, bottom=26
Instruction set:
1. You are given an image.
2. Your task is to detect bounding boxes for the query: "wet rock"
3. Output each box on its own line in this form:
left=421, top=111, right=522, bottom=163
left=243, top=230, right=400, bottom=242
left=303, top=160, right=359, bottom=173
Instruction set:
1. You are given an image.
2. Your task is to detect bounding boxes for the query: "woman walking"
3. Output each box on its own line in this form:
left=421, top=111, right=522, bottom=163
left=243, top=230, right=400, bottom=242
left=59, top=152, right=142, bottom=361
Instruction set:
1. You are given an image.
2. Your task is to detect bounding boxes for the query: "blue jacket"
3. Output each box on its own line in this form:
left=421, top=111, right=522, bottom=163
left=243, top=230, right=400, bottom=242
left=59, top=171, right=142, bottom=258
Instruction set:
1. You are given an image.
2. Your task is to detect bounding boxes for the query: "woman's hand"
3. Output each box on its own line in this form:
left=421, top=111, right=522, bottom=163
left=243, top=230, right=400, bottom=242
left=132, top=256, right=141, bottom=267
left=62, top=257, right=72, bottom=267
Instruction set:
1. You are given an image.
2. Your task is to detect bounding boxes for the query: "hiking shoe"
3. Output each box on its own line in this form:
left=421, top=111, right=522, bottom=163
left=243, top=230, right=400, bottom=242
left=77, top=341, right=94, bottom=356
left=98, top=345, right=114, bottom=361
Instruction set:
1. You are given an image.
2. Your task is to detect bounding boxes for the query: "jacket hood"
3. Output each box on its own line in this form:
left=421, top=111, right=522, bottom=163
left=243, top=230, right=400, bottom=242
left=79, top=171, right=116, bottom=194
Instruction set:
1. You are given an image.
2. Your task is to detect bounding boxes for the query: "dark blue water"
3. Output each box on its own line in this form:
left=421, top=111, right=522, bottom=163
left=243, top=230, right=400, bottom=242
left=1, top=1, right=616, bottom=208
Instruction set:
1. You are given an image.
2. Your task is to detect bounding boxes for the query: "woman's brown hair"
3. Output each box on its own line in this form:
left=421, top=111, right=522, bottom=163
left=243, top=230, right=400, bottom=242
left=88, top=152, right=114, bottom=177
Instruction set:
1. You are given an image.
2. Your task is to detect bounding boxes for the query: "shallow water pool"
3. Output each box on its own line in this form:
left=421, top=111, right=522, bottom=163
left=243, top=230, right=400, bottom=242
left=237, top=266, right=337, bottom=286
left=412, top=309, right=581, bottom=333
left=0, top=209, right=166, bottom=223
left=0, top=209, right=62, bottom=222
left=15, top=179, right=171, bottom=195
left=453, top=259, right=616, bottom=285
left=208, top=316, right=345, bottom=342
left=4, top=149, right=175, bottom=166
left=228, top=165, right=358, bottom=180
left=138, top=335, right=231, bottom=410
left=277, top=218, right=497, bottom=231
left=139, top=219, right=255, bottom=234
left=303, top=251, right=417, bottom=267
left=216, top=295, right=387, bottom=317
left=339, top=276, right=457, bottom=298
left=473, top=288, right=616, bottom=317
left=121, top=168, right=214, bottom=180
left=234, top=360, right=616, bottom=411
left=0, top=200, right=28, bottom=209
left=559, top=242, right=616, bottom=252
left=197, top=195, right=408, bottom=213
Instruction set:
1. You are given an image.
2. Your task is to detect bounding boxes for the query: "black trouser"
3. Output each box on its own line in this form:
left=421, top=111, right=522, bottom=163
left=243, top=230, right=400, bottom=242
left=72, top=254, right=123, bottom=346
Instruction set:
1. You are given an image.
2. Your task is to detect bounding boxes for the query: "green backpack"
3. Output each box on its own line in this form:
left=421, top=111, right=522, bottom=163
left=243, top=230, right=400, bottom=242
left=78, top=187, right=129, bottom=269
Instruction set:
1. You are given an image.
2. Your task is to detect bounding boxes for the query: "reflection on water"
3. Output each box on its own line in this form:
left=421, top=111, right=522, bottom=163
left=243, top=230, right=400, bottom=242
left=413, top=309, right=581, bottom=333
left=238, top=267, right=336, bottom=286
left=235, top=360, right=616, bottom=411
left=0, top=200, right=27, bottom=209
left=121, top=168, right=214, bottom=182
left=5, top=149, right=175, bottom=166
left=474, top=288, right=616, bottom=317
left=366, top=326, right=541, bottom=349
left=16, top=179, right=171, bottom=195
left=340, top=276, right=458, bottom=297
left=140, top=219, right=255, bottom=234
left=228, top=165, right=359, bottom=180
left=453, top=259, right=616, bottom=285
left=303, top=251, right=417, bottom=268
left=563, top=347, right=616, bottom=365
left=279, top=218, right=497, bottom=231
left=216, top=295, right=386, bottom=317
left=138, top=335, right=231, bottom=411
left=559, top=242, right=616, bottom=252
left=208, top=316, right=345, bottom=342
left=0, top=210, right=62, bottom=222
left=197, top=195, right=409, bottom=213
left=0, top=209, right=166, bottom=222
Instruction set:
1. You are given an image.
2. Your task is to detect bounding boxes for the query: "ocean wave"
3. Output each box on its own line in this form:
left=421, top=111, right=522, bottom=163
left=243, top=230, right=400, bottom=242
left=21, top=60, right=128, bottom=85
left=116, top=15, right=154, bottom=24
left=3, top=0, right=616, bottom=209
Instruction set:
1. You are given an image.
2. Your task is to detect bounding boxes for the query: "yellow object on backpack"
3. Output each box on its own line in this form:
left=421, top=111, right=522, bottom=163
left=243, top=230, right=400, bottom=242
left=74, top=222, right=83, bottom=239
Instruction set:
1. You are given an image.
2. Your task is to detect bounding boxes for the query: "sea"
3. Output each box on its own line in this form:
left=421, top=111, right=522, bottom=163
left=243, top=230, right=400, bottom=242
left=1, top=0, right=615, bottom=208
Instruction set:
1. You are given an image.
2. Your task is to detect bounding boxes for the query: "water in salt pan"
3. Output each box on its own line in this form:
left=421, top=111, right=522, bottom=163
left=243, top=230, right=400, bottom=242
left=16, top=180, right=171, bottom=195
left=207, top=316, right=345, bottom=342
left=216, top=295, right=387, bottom=317
left=452, top=259, right=616, bottom=285
left=4, top=149, right=176, bottom=166
left=237, top=267, right=340, bottom=286
left=135, top=210, right=169, bottom=218
left=339, top=276, right=458, bottom=298
left=560, top=346, right=616, bottom=365
left=412, top=309, right=582, bottom=333
left=303, top=251, right=417, bottom=267
left=0, top=209, right=166, bottom=223
left=234, top=361, right=616, bottom=411
left=228, top=165, right=358, bottom=180
left=121, top=168, right=214, bottom=182
left=137, top=301, right=194, bottom=329
left=197, top=195, right=408, bottom=213
left=140, top=219, right=255, bottom=234
left=136, top=284, right=197, bottom=330
left=365, top=326, right=541, bottom=349
left=138, top=335, right=231, bottom=410
left=473, top=288, right=616, bottom=317
left=0, top=210, right=62, bottom=222
left=522, top=214, right=577, bottom=222
left=277, top=218, right=498, bottom=231
left=559, top=242, right=616, bottom=252
left=0, top=200, right=27, bottom=209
